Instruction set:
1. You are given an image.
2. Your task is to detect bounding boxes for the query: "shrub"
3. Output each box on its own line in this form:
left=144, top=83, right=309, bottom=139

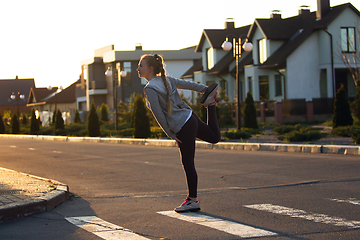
left=30, top=108, right=40, bottom=134
left=54, top=109, right=65, bottom=133
left=272, top=124, right=301, bottom=135
left=331, top=125, right=353, bottom=137
left=87, top=101, right=101, bottom=137
left=350, top=126, right=360, bottom=144
left=243, top=91, right=258, bottom=129
left=278, top=126, right=326, bottom=142
left=333, top=85, right=353, bottom=128
left=74, top=109, right=81, bottom=123
left=11, top=113, right=20, bottom=134
left=221, top=129, right=251, bottom=140
left=0, top=114, right=5, bottom=134
left=100, top=103, right=109, bottom=122
left=132, top=94, right=151, bottom=138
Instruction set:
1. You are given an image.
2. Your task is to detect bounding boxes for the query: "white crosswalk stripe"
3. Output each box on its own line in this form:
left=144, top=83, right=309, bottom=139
left=330, top=198, right=360, bottom=206
left=244, top=203, right=360, bottom=229
left=65, top=216, right=150, bottom=240
left=157, top=211, right=277, bottom=238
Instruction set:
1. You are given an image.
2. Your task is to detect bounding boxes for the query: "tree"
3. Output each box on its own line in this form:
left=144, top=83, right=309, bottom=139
left=11, top=113, right=20, bottom=134
left=30, top=108, right=40, bottom=134
left=351, top=86, right=360, bottom=120
left=21, top=113, right=27, bottom=125
left=132, top=94, right=151, bottom=138
left=100, top=103, right=109, bottom=122
left=0, top=114, right=5, bottom=134
left=243, top=91, right=258, bottom=129
left=333, top=85, right=353, bottom=128
left=87, top=101, right=101, bottom=137
left=55, top=109, right=65, bottom=132
left=74, top=109, right=82, bottom=123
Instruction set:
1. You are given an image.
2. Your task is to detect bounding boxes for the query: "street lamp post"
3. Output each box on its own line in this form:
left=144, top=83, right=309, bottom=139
left=222, top=35, right=253, bottom=130
left=105, top=64, right=127, bottom=131
left=10, top=92, right=25, bottom=115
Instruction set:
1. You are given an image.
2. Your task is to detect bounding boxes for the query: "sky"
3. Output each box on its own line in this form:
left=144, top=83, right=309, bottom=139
left=0, top=0, right=359, bottom=89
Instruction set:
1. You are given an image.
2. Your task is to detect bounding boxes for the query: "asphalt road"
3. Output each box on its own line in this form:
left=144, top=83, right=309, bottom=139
left=0, top=138, right=359, bottom=240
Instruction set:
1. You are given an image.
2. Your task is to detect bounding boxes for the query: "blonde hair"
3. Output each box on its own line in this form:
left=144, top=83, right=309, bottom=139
left=141, top=54, right=172, bottom=115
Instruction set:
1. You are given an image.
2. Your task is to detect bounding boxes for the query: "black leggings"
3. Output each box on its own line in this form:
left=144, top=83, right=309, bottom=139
left=176, top=106, right=221, bottom=198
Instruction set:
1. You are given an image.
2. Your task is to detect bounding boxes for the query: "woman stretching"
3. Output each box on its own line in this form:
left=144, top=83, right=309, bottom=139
left=137, top=54, right=221, bottom=212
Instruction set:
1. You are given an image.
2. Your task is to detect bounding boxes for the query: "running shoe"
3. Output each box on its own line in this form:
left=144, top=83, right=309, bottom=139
left=200, top=83, right=219, bottom=107
left=174, top=199, right=201, bottom=213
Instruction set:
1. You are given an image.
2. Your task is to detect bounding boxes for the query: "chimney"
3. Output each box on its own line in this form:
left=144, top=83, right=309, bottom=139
left=225, top=18, right=235, bottom=29
left=270, top=10, right=282, bottom=19
left=135, top=43, right=142, bottom=51
left=299, top=5, right=310, bottom=15
left=316, top=0, right=330, bottom=19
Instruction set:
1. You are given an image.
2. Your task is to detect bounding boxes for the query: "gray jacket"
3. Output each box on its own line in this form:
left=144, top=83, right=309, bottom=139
left=144, top=76, right=207, bottom=139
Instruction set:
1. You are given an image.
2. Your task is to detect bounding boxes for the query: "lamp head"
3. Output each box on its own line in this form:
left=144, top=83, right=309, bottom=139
left=243, top=42, right=253, bottom=52
left=222, top=41, right=232, bottom=51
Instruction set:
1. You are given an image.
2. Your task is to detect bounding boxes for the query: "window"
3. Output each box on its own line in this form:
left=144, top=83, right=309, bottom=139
left=123, top=62, right=131, bottom=73
left=258, top=38, right=267, bottom=64
left=275, top=74, right=282, bottom=96
left=341, top=27, right=356, bottom=53
left=122, top=62, right=132, bottom=86
left=220, top=79, right=228, bottom=96
left=248, top=76, right=253, bottom=95
left=207, top=48, right=214, bottom=70
left=259, top=76, right=269, bottom=101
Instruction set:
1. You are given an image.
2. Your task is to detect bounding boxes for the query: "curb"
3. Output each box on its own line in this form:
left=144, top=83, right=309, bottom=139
left=0, top=172, right=69, bottom=223
left=0, top=134, right=359, bottom=155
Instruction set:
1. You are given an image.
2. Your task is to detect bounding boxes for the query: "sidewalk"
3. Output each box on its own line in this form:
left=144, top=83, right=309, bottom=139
left=0, top=133, right=358, bottom=223
left=0, top=167, right=69, bottom=223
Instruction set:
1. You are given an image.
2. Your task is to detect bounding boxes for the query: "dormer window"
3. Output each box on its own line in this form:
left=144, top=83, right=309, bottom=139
left=341, top=27, right=356, bottom=53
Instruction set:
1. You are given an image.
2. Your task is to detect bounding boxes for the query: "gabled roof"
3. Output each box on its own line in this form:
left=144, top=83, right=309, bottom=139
left=195, top=25, right=251, bottom=52
left=27, top=80, right=79, bottom=107
left=0, top=77, right=35, bottom=107
left=257, top=3, right=360, bottom=69
left=181, top=59, right=203, bottom=78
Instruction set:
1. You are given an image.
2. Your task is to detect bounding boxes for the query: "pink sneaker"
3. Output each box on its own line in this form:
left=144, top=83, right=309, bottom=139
left=174, top=199, right=201, bottom=213
left=200, top=83, right=219, bottom=107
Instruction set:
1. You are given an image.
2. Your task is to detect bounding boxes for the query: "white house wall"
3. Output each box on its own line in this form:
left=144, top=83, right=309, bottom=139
left=287, top=33, right=320, bottom=101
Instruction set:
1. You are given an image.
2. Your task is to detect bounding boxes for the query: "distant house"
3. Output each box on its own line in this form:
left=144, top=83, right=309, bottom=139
left=77, top=44, right=201, bottom=118
left=27, top=80, right=78, bottom=125
left=189, top=0, right=360, bottom=103
left=0, top=76, right=35, bottom=114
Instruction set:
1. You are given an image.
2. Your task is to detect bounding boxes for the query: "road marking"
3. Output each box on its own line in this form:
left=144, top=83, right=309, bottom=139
left=330, top=198, right=360, bottom=206
left=53, top=151, right=62, bottom=153
left=157, top=211, right=277, bottom=238
left=244, top=204, right=360, bottom=229
left=28, top=148, right=35, bottom=150
left=65, top=216, right=150, bottom=240
left=10, top=145, right=16, bottom=148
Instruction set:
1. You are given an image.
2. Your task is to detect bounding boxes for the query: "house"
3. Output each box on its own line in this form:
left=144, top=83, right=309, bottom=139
left=77, top=44, right=201, bottom=118
left=27, top=80, right=78, bottom=125
left=0, top=76, right=35, bottom=115
left=189, top=0, right=360, bottom=104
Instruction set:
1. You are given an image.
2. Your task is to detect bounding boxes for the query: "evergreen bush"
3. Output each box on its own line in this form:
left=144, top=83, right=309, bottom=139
left=11, top=113, right=20, bottom=134
left=30, top=108, right=40, bottom=134
left=0, top=114, right=5, bottom=134
left=243, top=91, right=258, bottom=129
left=100, top=103, right=109, bottom=122
left=54, top=109, right=65, bottom=132
left=221, top=129, right=251, bottom=140
left=21, top=113, right=28, bottom=125
left=132, top=94, right=151, bottom=138
left=87, top=101, right=101, bottom=137
left=74, top=109, right=82, bottom=123
left=333, top=85, right=353, bottom=128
